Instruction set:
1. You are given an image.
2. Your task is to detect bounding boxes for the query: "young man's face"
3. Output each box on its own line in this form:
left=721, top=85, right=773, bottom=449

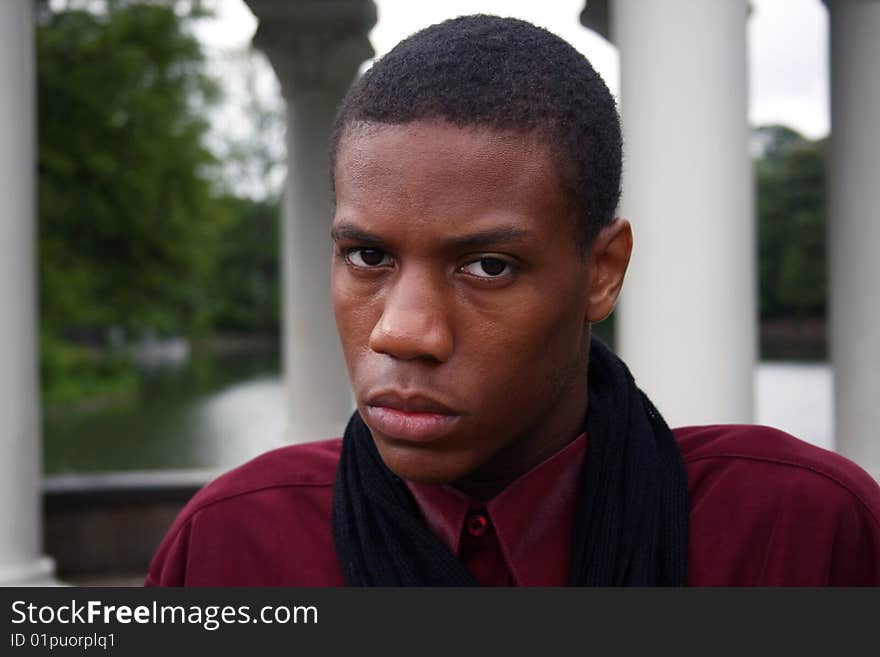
left=331, top=120, right=623, bottom=496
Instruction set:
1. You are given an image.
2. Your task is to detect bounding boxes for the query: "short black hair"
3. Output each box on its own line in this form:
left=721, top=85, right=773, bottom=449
left=330, top=14, right=622, bottom=246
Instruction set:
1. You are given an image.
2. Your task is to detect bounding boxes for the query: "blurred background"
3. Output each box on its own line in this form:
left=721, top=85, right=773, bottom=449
left=1, top=0, right=877, bottom=584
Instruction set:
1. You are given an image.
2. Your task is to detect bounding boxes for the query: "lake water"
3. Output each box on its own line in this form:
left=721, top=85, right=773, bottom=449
left=43, top=350, right=286, bottom=475
left=42, top=353, right=836, bottom=475
left=755, top=362, right=833, bottom=451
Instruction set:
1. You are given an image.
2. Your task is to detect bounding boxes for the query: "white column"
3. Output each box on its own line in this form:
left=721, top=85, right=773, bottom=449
left=280, top=92, right=357, bottom=443
left=246, top=1, right=376, bottom=442
left=612, top=0, right=755, bottom=426
left=0, top=0, right=56, bottom=585
left=826, top=0, right=880, bottom=480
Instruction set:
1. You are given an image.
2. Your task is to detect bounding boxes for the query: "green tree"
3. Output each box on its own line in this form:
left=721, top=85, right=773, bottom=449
left=753, top=124, right=804, bottom=163
left=755, top=126, right=827, bottom=319
left=37, top=0, right=224, bottom=340
left=209, top=195, right=280, bottom=335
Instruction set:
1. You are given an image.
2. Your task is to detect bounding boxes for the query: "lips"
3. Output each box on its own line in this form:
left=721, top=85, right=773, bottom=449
left=364, top=391, right=461, bottom=443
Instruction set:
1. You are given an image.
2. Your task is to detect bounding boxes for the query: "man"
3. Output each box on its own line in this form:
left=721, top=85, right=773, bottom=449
left=146, top=15, right=880, bottom=586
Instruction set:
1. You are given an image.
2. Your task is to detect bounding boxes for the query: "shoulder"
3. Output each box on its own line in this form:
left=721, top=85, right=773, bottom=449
left=181, top=437, right=342, bottom=515
left=673, top=424, right=880, bottom=585
left=146, top=438, right=343, bottom=586
left=674, top=424, right=880, bottom=522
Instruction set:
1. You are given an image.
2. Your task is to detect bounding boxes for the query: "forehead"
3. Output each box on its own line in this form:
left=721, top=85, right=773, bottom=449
left=333, top=121, right=575, bottom=240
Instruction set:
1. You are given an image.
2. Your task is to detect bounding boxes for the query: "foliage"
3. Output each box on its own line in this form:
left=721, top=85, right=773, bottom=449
left=37, top=0, right=224, bottom=339
left=753, top=124, right=804, bottom=163
left=755, top=125, right=827, bottom=319
left=209, top=195, right=280, bottom=334
left=36, top=1, right=282, bottom=405
left=40, top=331, right=140, bottom=407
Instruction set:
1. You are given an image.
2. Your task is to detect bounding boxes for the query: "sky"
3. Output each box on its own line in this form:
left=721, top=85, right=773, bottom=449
left=192, top=0, right=831, bottom=142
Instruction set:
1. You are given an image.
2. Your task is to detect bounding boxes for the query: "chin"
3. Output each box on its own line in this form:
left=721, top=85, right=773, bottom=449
left=373, top=438, right=475, bottom=485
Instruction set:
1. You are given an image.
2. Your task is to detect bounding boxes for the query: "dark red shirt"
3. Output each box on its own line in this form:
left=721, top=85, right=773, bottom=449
left=145, top=425, right=880, bottom=586
left=403, top=433, right=586, bottom=586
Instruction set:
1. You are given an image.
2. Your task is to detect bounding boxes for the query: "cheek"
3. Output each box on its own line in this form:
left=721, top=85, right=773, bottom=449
left=331, top=277, right=379, bottom=368
left=461, top=290, right=587, bottom=398
left=474, top=277, right=587, bottom=354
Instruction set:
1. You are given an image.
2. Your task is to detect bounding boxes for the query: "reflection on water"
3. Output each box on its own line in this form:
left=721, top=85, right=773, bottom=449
left=192, top=377, right=286, bottom=467
left=43, top=353, right=835, bottom=475
left=755, top=362, right=833, bottom=451
left=42, top=349, right=284, bottom=475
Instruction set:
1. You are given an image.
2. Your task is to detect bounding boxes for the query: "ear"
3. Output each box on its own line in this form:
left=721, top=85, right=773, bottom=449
left=585, top=218, right=633, bottom=323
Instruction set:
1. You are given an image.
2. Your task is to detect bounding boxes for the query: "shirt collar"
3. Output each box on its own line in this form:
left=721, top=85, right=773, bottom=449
left=405, top=432, right=587, bottom=585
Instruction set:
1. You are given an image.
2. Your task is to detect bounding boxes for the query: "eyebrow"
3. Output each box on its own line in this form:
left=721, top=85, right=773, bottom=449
left=331, top=221, right=532, bottom=251
left=444, top=227, right=532, bottom=250
left=330, top=223, right=385, bottom=246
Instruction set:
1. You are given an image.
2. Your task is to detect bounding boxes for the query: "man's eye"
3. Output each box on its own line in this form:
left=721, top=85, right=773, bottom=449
left=346, top=248, right=391, bottom=268
left=461, top=257, right=511, bottom=278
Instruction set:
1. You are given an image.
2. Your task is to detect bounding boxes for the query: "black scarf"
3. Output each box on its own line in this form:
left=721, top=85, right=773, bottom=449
left=332, top=337, right=689, bottom=586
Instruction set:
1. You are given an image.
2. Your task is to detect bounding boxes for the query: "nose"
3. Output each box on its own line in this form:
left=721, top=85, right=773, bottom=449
left=369, top=268, right=454, bottom=363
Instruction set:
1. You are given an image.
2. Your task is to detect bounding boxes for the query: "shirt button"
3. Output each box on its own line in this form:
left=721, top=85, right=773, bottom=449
left=466, top=511, right=489, bottom=537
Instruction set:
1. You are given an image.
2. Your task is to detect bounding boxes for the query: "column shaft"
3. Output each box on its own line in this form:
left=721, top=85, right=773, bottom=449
left=827, top=0, right=880, bottom=479
left=282, top=94, right=355, bottom=442
left=0, top=0, right=55, bottom=584
left=245, top=0, right=376, bottom=442
left=613, top=0, right=756, bottom=426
